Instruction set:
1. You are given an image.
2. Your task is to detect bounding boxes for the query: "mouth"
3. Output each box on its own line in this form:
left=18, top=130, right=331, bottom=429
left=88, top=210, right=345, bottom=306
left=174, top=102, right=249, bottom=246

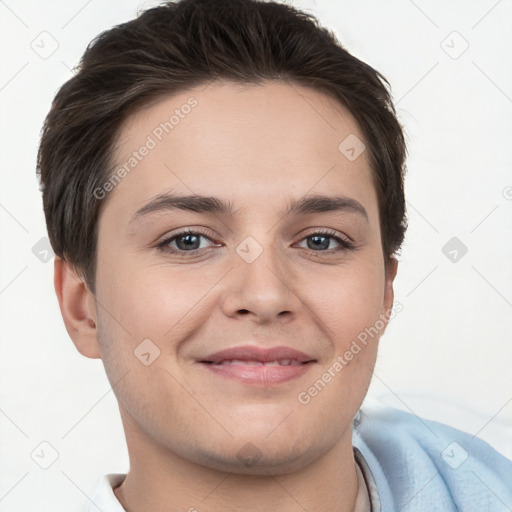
left=197, top=345, right=317, bottom=385
left=203, top=359, right=308, bottom=366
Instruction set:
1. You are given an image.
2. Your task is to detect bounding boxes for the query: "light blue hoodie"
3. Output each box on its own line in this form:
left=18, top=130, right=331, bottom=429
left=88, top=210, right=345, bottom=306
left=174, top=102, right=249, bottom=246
left=352, top=405, right=512, bottom=511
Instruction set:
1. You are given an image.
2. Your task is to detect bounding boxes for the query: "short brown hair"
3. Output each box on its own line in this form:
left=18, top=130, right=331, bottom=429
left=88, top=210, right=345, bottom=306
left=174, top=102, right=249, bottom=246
left=36, top=0, right=407, bottom=295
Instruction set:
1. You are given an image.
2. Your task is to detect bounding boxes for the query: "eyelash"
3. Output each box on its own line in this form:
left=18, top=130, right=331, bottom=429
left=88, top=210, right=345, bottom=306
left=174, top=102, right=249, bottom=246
left=156, top=228, right=355, bottom=257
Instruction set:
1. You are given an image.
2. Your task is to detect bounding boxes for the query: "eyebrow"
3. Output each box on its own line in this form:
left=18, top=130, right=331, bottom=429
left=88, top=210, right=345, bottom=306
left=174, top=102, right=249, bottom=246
left=128, top=192, right=368, bottom=225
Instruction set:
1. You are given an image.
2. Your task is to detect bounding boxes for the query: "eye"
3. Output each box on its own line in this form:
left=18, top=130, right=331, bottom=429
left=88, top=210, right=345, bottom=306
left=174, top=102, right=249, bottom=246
left=156, top=228, right=354, bottom=257
left=157, top=228, right=218, bottom=255
left=296, top=229, right=354, bottom=253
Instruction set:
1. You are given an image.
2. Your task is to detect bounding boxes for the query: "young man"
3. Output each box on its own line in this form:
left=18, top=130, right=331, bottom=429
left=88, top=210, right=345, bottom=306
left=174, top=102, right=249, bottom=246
left=36, top=0, right=512, bottom=510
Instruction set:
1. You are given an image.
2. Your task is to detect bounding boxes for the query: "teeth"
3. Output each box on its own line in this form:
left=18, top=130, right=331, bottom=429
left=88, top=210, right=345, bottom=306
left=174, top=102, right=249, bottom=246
left=214, top=359, right=302, bottom=366
left=232, top=359, right=262, bottom=366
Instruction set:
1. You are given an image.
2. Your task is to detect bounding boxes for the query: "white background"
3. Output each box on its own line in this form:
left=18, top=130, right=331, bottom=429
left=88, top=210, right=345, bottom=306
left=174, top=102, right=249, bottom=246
left=0, top=0, right=511, bottom=510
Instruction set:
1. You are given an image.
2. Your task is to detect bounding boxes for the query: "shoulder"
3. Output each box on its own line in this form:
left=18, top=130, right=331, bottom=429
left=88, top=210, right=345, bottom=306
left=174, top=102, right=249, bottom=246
left=352, top=403, right=512, bottom=512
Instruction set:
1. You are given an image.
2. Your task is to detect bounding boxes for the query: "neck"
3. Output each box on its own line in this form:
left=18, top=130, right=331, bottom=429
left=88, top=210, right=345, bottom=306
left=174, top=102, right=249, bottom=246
left=114, top=412, right=359, bottom=512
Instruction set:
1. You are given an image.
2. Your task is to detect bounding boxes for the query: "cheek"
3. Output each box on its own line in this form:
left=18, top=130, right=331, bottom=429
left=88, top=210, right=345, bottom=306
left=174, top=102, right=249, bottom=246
left=311, top=261, right=386, bottom=341
left=95, top=259, right=219, bottom=368
left=295, top=264, right=385, bottom=425
left=96, top=251, right=186, bottom=332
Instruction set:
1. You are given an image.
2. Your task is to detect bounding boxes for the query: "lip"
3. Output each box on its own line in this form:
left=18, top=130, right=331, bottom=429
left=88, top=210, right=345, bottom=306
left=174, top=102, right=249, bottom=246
left=198, top=345, right=317, bottom=386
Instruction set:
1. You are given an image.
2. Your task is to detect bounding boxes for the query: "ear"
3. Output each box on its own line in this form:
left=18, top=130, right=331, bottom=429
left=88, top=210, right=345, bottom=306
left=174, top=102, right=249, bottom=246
left=54, top=256, right=101, bottom=359
left=380, top=255, right=399, bottom=328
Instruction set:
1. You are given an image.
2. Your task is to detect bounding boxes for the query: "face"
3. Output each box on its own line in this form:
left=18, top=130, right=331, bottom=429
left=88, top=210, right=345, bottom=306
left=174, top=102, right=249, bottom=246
left=88, top=80, right=396, bottom=474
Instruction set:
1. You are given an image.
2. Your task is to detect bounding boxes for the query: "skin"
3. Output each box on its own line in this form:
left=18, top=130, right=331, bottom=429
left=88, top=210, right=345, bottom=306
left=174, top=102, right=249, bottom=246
left=55, top=80, right=398, bottom=512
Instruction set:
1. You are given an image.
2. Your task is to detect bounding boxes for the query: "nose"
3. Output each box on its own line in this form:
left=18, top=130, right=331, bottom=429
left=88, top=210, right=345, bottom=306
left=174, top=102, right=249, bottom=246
left=220, top=237, right=303, bottom=325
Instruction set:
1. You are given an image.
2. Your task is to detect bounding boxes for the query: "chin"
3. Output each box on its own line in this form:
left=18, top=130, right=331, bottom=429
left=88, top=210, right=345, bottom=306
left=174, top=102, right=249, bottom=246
left=189, top=435, right=327, bottom=476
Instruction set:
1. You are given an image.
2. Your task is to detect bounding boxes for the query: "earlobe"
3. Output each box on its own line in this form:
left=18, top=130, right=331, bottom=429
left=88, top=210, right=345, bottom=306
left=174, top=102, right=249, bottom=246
left=54, top=257, right=101, bottom=359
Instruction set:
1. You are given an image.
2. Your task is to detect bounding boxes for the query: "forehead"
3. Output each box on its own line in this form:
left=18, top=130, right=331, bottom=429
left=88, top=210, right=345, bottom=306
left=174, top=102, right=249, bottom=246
left=104, top=80, right=376, bottom=220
